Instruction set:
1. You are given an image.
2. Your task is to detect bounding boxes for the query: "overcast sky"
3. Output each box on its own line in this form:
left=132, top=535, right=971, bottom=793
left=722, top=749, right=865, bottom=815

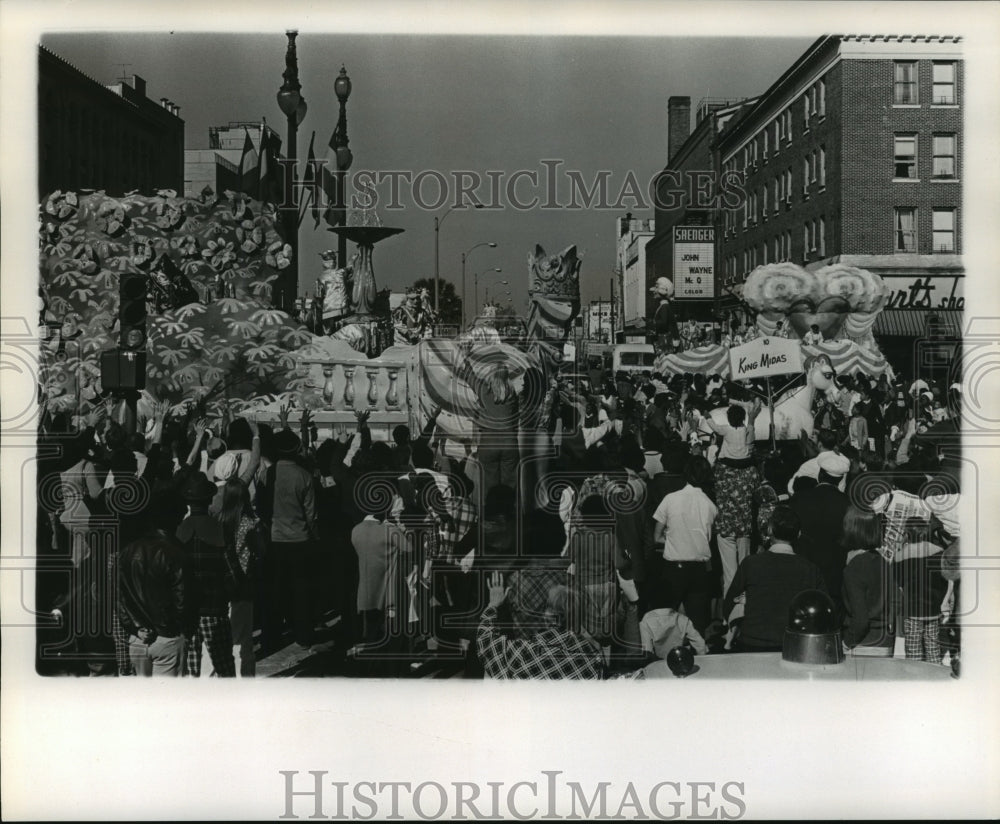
left=42, top=32, right=815, bottom=310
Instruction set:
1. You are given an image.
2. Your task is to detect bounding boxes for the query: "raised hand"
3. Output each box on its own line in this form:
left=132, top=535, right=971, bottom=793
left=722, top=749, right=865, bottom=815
left=486, top=571, right=510, bottom=609
left=278, top=401, right=293, bottom=430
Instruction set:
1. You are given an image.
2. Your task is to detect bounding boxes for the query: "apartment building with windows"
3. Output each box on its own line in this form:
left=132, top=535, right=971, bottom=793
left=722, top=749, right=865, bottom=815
left=38, top=45, right=185, bottom=197
left=716, top=34, right=963, bottom=348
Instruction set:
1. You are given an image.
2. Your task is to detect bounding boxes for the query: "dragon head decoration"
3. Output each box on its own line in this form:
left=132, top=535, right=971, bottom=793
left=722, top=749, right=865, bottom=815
left=528, top=244, right=581, bottom=299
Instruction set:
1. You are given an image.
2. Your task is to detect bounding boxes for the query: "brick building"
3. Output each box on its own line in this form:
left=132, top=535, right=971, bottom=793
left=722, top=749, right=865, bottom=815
left=38, top=46, right=185, bottom=197
left=645, top=96, right=756, bottom=325
left=716, top=34, right=963, bottom=353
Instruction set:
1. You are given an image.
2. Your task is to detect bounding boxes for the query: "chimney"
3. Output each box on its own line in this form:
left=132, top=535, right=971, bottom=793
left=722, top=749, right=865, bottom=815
left=130, top=74, right=146, bottom=98
left=667, top=95, right=691, bottom=164
left=160, top=97, right=169, bottom=108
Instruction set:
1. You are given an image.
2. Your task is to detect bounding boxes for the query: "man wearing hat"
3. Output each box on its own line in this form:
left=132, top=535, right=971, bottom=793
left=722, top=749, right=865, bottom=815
left=789, top=451, right=851, bottom=611
left=258, top=428, right=318, bottom=650
left=175, top=472, right=237, bottom=677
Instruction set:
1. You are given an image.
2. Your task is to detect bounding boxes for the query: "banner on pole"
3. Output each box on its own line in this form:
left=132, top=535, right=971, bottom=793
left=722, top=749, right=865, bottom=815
left=729, top=336, right=803, bottom=380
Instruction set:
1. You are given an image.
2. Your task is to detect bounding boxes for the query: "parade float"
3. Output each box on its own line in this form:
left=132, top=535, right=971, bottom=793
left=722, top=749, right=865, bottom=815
left=37, top=188, right=581, bottom=447
left=649, top=262, right=893, bottom=441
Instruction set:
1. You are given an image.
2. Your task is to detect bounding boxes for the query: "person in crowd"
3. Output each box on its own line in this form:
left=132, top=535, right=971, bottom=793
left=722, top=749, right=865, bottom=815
left=841, top=504, right=895, bottom=656
left=790, top=452, right=851, bottom=613
left=802, top=323, right=822, bottom=346
left=118, top=530, right=191, bottom=677
left=351, top=484, right=412, bottom=671
left=704, top=400, right=762, bottom=599
left=895, top=541, right=948, bottom=664
left=652, top=456, right=717, bottom=636
left=216, top=477, right=264, bottom=676
left=257, top=427, right=318, bottom=651
left=175, top=472, right=238, bottom=677
left=477, top=572, right=604, bottom=679
left=567, top=494, right=618, bottom=649
left=787, top=428, right=847, bottom=494
left=849, top=401, right=869, bottom=453
left=723, top=505, right=827, bottom=652
left=474, top=362, right=520, bottom=499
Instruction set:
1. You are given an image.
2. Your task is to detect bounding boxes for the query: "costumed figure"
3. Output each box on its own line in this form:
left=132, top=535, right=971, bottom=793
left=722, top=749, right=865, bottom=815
left=317, top=250, right=353, bottom=334
left=649, top=276, right=680, bottom=356
left=393, top=287, right=433, bottom=345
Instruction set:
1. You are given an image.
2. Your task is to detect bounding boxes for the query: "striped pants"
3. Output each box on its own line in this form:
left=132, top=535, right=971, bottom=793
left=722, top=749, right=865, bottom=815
left=904, top=617, right=942, bottom=664
left=184, top=615, right=236, bottom=677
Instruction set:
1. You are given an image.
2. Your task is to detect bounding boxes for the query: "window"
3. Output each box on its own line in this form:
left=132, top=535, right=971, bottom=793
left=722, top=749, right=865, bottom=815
left=762, top=242, right=768, bottom=265
left=933, top=134, right=956, bottom=178
left=785, top=169, right=793, bottom=203
left=762, top=185, right=768, bottom=218
left=894, top=134, right=917, bottom=178
left=894, top=61, right=918, bottom=104
left=804, top=224, right=810, bottom=257
left=763, top=129, right=769, bottom=158
left=803, top=95, right=810, bottom=129
left=803, top=158, right=810, bottom=195
left=773, top=120, right=780, bottom=154
left=933, top=208, right=955, bottom=252
left=786, top=230, right=792, bottom=257
left=743, top=250, right=748, bottom=272
left=810, top=151, right=818, bottom=183
left=772, top=178, right=780, bottom=213
left=785, top=109, right=792, bottom=142
left=818, top=79, right=826, bottom=116
left=933, top=62, right=956, bottom=104
left=743, top=197, right=748, bottom=229
left=819, top=216, right=826, bottom=256
left=819, top=146, right=826, bottom=188
left=810, top=85, right=818, bottom=115
left=894, top=207, right=917, bottom=252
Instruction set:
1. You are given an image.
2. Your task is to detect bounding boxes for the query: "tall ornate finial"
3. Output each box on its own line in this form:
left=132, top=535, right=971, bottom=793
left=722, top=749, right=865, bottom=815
left=282, top=30, right=301, bottom=93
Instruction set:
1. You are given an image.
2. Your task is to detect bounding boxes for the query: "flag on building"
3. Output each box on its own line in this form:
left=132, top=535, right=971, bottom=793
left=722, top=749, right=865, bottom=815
left=237, top=128, right=259, bottom=196
left=304, top=131, right=322, bottom=229
left=257, top=121, right=283, bottom=206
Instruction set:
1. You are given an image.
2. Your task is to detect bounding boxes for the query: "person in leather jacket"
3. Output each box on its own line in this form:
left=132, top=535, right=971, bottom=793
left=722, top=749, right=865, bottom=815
left=117, top=530, right=192, bottom=676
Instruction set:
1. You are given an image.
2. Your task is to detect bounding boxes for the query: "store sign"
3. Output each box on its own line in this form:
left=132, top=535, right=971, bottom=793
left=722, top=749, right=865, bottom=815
left=882, top=275, right=964, bottom=311
left=674, top=226, right=715, bottom=299
left=729, top=336, right=803, bottom=380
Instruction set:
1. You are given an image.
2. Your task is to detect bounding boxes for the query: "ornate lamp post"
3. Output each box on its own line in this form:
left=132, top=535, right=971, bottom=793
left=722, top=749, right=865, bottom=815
left=461, top=241, right=497, bottom=329
left=331, top=65, right=353, bottom=265
left=275, top=30, right=308, bottom=314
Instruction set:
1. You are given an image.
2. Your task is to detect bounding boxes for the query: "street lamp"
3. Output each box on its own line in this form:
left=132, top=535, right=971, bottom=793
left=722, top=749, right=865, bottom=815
left=474, top=268, right=502, bottom=316
left=461, top=241, right=497, bottom=329
left=331, top=65, right=353, bottom=266
left=275, top=30, right=306, bottom=313
left=434, top=200, right=484, bottom=315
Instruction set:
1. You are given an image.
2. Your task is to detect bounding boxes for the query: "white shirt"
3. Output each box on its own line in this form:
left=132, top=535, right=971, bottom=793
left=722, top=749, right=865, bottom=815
left=787, top=451, right=847, bottom=495
left=652, top=483, right=717, bottom=562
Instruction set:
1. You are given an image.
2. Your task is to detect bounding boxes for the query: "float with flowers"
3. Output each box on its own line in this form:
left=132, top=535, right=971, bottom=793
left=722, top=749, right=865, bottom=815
left=654, top=262, right=892, bottom=381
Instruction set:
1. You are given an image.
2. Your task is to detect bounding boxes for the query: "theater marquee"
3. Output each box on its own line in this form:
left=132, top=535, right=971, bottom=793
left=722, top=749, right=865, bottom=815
left=673, top=226, right=715, bottom=299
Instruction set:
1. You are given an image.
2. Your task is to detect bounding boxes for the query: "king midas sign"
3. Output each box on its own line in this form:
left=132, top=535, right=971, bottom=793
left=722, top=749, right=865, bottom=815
left=729, top=336, right=803, bottom=380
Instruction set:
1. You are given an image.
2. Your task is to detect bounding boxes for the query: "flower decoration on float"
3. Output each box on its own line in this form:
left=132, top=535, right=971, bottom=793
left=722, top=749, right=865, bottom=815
left=265, top=241, right=293, bottom=270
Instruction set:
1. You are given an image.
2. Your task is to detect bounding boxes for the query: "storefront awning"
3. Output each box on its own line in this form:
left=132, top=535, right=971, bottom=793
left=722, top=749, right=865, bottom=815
left=874, top=309, right=962, bottom=337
